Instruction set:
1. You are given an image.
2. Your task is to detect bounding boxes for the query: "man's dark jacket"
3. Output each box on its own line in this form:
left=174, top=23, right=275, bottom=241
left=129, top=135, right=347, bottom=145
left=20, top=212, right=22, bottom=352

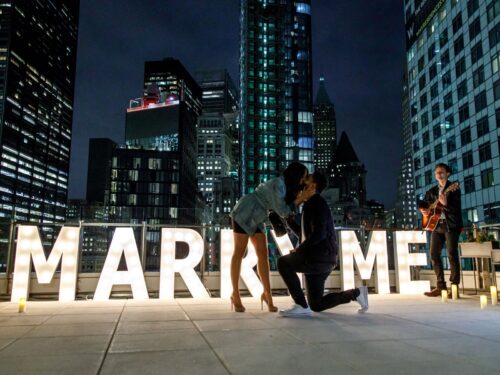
left=288, top=193, right=338, bottom=265
left=420, top=180, right=463, bottom=231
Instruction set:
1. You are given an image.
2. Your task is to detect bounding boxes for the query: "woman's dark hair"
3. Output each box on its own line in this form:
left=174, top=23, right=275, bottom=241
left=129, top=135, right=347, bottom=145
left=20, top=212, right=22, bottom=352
left=434, top=163, right=451, bottom=174
left=283, top=162, right=308, bottom=204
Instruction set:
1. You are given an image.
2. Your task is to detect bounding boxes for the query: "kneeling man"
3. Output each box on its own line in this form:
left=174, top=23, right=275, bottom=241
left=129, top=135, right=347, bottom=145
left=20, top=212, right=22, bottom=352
left=278, top=171, right=368, bottom=317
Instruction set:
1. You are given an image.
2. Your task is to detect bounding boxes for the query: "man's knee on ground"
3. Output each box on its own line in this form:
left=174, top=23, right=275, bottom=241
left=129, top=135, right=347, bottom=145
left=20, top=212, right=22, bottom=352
left=308, top=301, right=323, bottom=312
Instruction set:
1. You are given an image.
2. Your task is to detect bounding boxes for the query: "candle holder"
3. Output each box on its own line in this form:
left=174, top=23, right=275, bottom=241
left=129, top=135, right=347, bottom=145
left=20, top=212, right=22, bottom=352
left=480, top=295, right=487, bottom=309
left=18, top=297, right=26, bottom=313
left=491, top=286, right=498, bottom=306
left=451, top=285, right=458, bottom=300
left=441, top=289, right=448, bottom=302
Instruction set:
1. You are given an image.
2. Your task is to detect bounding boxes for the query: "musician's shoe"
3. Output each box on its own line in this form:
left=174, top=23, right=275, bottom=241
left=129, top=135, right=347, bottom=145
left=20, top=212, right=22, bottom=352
left=424, top=288, right=443, bottom=297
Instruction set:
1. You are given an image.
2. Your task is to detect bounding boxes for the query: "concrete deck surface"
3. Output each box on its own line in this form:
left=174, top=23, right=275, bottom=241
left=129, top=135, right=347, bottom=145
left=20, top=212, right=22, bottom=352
left=0, top=294, right=499, bottom=374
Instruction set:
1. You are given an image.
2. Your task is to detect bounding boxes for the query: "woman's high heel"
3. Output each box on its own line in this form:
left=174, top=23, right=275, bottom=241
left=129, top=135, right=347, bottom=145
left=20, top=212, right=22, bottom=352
left=261, top=293, right=278, bottom=312
left=230, top=295, right=245, bottom=313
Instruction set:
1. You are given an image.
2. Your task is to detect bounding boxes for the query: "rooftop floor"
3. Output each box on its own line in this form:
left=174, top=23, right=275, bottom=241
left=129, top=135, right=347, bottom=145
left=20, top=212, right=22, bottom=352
left=0, top=293, right=499, bottom=374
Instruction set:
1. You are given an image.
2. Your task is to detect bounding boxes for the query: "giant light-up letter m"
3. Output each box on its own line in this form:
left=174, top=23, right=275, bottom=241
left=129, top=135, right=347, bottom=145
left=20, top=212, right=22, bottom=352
left=11, top=225, right=80, bottom=302
left=340, top=231, right=390, bottom=294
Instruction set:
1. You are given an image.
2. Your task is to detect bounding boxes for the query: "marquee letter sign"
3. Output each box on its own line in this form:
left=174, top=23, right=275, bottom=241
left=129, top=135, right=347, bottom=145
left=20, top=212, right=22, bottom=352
left=159, top=228, right=209, bottom=299
left=12, top=226, right=80, bottom=302
left=340, top=231, right=390, bottom=294
left=394, top=231, right=429, bottom=294
left=94, top=227, right=149, bottom=300
left=11, top=225, right=433, bottom=300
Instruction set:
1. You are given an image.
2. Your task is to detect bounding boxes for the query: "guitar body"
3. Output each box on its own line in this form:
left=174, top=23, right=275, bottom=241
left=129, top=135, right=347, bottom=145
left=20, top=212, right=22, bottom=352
left=420, top=182, right=460, bottom=231
left=422, top=203, right=444, bottom=231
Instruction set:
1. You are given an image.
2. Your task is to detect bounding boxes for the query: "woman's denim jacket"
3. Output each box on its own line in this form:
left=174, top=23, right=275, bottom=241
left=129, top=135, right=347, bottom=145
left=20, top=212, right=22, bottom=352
left=230, top=177, right=294, bottom=235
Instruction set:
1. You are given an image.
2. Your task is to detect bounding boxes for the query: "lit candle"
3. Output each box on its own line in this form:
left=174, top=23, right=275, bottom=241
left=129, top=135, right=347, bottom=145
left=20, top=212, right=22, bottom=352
left=18, top=297, right=26, bottom=313
left=441, top=289, right=448, bottom=302
left=480, top=295, right=487, bottom=309
left=451, top=285, right=458, bottom=300
left=491, top=286, right=498, bottom=306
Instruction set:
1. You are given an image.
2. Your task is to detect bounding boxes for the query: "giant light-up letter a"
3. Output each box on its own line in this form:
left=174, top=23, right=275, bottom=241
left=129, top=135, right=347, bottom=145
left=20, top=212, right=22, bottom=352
left=94, top=227, right=148, bottom=301
left=394, top=231, right=429, bottom=294
left=11, top=225, right=80, bottom=302
left=159, top=228, right=209, bottom=299
left=340, top=231, right=390, bottom=294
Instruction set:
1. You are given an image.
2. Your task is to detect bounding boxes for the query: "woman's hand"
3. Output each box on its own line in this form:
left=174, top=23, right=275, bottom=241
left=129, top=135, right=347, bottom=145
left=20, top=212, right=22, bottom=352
left=294, top=184, right=316, bottom=206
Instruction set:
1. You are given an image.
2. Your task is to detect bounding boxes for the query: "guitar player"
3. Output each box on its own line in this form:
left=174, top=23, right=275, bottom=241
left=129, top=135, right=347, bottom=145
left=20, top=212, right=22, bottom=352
left=418, top=163, right=463, bottom=297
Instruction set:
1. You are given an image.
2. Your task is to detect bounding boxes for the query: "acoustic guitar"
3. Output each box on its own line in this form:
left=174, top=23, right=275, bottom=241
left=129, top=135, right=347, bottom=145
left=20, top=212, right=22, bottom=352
left=420, top=182, right=460, bottom=231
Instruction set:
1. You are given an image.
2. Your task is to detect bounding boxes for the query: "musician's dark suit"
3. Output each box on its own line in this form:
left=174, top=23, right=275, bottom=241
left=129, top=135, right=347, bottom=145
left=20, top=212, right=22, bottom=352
left=419, top=180, right=463, bottom=291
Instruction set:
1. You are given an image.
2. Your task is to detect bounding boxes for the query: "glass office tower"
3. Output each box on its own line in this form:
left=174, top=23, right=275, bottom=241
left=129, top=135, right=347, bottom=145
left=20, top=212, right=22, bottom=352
left=240, top=0, right=313, bottom=193
left=313, top=76, right=337, bottom=177
left=0, top=1, right=79, bottom=224
left=404, top=0, right=500, bottom=228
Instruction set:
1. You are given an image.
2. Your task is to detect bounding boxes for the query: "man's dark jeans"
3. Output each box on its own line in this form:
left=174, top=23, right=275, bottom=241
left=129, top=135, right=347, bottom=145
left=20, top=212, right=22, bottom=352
left=430, top=222, right=460, bottom=289
left=278, top=251, right=352, bottom=312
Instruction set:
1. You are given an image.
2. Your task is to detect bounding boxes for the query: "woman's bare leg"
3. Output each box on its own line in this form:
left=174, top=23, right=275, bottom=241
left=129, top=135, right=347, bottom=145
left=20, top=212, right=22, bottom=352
left=231, top=232, right=249, bottom=307
left=251, top=233, right=276, bottom=310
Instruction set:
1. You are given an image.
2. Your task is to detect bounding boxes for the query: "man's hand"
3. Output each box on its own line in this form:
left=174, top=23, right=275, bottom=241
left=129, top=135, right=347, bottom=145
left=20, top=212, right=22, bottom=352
left=438, top=193, right=447, bottom=206
left=419, top=208, right=429, bottom=216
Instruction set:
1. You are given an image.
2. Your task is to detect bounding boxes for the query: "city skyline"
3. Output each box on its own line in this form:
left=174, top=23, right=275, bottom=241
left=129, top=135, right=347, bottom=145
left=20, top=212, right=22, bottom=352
left=71, top=0, right=405, bottom=207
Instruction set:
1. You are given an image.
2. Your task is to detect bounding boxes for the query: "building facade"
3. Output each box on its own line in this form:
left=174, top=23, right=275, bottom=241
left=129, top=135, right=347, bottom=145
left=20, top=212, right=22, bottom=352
left=329, top=131, right=367, bottom=206
left=194, top=69, right=240, bottom=201
left=142, top=58, right=202, bottom=117
left=404, top=0, right=500, bottom=228
left=240, top=0, right=314, bottom=194
left=0, top=1, right=79, bottom=225
left=194, top=69, right=238, bottom=114
left=87, top=58, right=201, bottom=226
left=196, top=113, right=234, bottom=201
left=313, top=76, right=337, bottom=177
left=395, top=70, right=418, bottom=229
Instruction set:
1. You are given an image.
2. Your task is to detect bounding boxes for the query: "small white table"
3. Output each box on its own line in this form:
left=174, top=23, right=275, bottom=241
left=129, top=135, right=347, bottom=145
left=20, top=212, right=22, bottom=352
left=459, top=242, right=496, bottom=294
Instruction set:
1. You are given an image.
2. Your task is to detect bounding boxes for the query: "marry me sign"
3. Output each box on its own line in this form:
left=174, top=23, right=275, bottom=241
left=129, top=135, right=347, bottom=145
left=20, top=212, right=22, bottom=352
left=11, top=225, right=430, bottom=302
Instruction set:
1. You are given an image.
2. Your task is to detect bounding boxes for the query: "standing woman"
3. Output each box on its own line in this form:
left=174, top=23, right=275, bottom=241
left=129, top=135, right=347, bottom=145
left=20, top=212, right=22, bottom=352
left=229, top=162, right=313, bottom=312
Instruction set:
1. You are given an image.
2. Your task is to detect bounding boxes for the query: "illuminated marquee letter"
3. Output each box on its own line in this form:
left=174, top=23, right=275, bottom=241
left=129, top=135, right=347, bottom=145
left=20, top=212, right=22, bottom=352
left=340, top=231, right=390, bottom=294
left=270, top=229, right=304, bottom=287
left=11, top=225, right=80, bottom=302
left=94, top=227, right=148, bottom=300
left=269, top=230, right=294, bottom=255
left=220, top=229, right=263, bottom=299
left=394, top=231, right=429, bottom=294
left=159, top=228, right=209, bottom=299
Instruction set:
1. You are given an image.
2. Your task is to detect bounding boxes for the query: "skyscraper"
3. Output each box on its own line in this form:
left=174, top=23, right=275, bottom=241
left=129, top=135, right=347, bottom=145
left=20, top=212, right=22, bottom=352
left=87, top=58, right=202, bottom=226
left=329, top=131, right=367, bottom=207
left=194, top=69, right=240, bottom=200
left=404, top=0, right=500, bottom=228
left=194, top=69, right=238, bottom=114
left=395, top=69, right=417, bottom=229
left=0, top=1, right=79, bottom=225
left=313, top=76, right=337, bottom=177
left=142, top=58, right=202, bottom=118
left=240, top=0, right=314, bottom=193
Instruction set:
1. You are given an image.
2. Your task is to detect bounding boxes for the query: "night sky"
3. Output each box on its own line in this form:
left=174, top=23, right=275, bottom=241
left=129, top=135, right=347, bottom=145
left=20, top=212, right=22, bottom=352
left=70, top=0, right=406, bottom=207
